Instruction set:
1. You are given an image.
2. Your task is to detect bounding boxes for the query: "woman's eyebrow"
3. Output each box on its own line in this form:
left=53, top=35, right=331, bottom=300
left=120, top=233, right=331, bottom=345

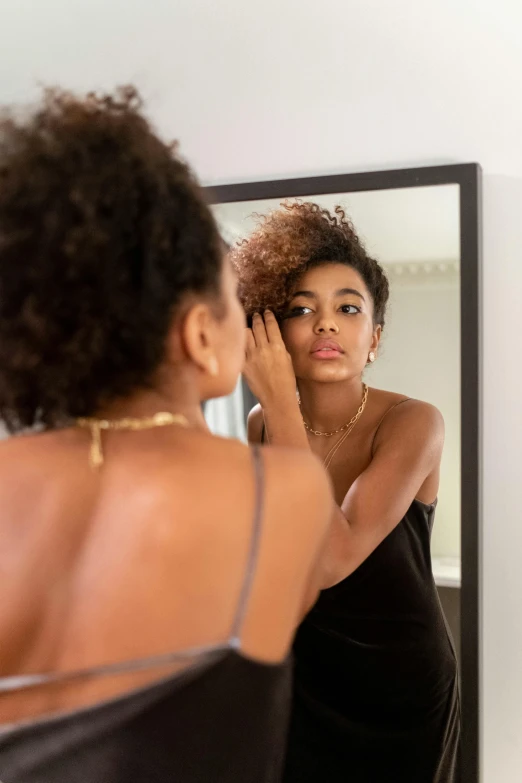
left=336, top=287, right=365, bottom=301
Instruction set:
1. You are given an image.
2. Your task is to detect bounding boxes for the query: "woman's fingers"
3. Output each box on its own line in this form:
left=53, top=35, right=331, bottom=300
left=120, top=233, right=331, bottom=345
left=251, top=312, right=268, bottom=347
left=245, top=327, right=256, bottom=355
left=243, top=311, right=295, bottom=406
left=263, top=309, right=284, bottom=344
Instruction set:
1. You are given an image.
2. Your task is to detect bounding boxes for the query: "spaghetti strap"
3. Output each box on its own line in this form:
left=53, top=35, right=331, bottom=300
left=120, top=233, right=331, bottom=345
left=0, top=643, right=225, bottom=694
left=260, top=422, right=266, bottom=444
left=370, top=398, right=412, bottom=456
left=0, top=448, right=266, bottom=695
left=229, top=446, right=265, bottom=646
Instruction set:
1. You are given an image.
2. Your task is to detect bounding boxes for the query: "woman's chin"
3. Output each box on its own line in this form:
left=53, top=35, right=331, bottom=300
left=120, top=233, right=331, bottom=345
left=297, top=364, right=353, bottom=383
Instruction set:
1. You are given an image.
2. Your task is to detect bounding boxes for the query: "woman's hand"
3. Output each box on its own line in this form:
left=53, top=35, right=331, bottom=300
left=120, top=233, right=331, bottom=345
left=244, top=311, right=297, bottom=407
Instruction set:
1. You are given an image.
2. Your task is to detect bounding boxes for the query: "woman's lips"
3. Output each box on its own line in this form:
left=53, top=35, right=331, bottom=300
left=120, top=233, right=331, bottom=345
left=310, top=339, right=344, bottom=359
left=311, top=347, right=343, bottom=360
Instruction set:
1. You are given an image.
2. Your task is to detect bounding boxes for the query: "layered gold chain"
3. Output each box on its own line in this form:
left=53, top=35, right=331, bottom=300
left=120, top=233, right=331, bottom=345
left=299, top=384, right=368, bottom=437
left=299, top=385, right=369, bottom=469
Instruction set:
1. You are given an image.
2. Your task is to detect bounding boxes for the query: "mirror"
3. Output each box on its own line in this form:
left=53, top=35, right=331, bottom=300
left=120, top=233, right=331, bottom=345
left=211, top=183, right=461, bottom=630
left=206, top=164, right=481, bottom=782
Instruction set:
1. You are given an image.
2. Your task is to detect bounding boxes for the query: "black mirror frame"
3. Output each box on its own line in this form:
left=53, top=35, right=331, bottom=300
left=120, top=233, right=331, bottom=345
left=206, top=163, right=482, bottom=783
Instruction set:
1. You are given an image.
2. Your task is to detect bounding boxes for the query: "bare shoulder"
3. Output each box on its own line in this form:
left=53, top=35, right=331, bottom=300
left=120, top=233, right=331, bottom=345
left=0, top=426, right=333, bottom=552
left=211, top=430, right=332, bottom=529
left=247, top=403, right=264, bottom=444
left=261, top=444, right=333, bottom=515
left=259, top=446, right=332, bottom=585
left=186, top=435, right=333, bottom=619
left=203, top=437, right=330, bottom=569
left=372, top=392, right=445, bottom=453
left=384, top=397, right=444, bottom=433
left=176, top=428, right=331, bottom=518
left=0, top=429, right=71, bottom=480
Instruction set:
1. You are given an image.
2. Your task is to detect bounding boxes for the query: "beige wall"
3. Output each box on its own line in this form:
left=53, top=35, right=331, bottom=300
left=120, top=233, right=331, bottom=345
left=367, top=275, right=460, bottom=559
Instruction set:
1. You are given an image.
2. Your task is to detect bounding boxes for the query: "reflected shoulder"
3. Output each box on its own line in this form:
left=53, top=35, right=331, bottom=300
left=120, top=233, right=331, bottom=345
left=374, top=397, right=445, bottom=452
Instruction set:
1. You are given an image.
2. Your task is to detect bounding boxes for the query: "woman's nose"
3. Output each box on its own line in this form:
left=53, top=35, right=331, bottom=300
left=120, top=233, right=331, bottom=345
left=314, top=317, right=340, bottom=334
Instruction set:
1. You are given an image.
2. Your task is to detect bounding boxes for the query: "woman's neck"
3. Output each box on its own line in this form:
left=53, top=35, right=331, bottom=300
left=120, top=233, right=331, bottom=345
left=96, top=380, right=208, bottom=431
left=297, top=376, right=366, bottom=434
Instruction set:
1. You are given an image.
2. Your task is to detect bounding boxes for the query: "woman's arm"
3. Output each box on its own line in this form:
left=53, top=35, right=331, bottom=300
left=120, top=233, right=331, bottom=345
left=322, top=400, right=443, bottom=585
left=253, top=397, right=443, bottom=587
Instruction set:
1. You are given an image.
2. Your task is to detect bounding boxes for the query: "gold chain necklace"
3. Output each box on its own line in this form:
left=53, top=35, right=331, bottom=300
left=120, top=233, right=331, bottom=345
left=322, top=416, right=362, bottom=469
left=76, top=411, right=189, bottom=469
left=299, top=384, right=369, bottom=437
left=314, top=386, right=369, bottom=469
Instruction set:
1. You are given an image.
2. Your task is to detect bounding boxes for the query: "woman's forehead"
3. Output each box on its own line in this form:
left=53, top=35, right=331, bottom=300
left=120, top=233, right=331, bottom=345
left=292, top=263, right=367, bottom=293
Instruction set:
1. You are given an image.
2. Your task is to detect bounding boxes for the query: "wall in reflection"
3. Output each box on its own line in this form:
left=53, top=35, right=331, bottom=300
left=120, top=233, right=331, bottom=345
left=366, top=263, right=460, bottom=559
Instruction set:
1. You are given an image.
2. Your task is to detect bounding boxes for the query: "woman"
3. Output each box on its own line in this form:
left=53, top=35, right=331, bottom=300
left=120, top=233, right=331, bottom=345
left=0, top=90, right=332, bottom=783
left=233, top=202, right=460, bottom=783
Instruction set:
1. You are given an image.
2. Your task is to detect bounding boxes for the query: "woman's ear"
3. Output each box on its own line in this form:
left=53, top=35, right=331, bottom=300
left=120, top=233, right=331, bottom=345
left=367, top=325, right=382, bottom=364
left=178, top=301, right=220, bottom=378
left=371, top=325, right=382, bottom=354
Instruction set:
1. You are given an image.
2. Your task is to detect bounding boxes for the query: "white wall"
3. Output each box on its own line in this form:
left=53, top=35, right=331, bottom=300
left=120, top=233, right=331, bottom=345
left=2, top=1, right=522, bottom=778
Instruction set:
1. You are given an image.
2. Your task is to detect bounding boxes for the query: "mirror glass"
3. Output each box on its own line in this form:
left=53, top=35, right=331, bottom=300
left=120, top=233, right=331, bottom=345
left=208, top=184, right=461, bottom=655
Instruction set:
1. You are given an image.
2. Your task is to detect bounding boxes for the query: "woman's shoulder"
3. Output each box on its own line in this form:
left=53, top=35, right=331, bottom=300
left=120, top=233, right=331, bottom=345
left=244, top=404, right=330, bottom=495
left=189, top=424, right=327, bottom=481
left=369, top=387, right=443, bottom=419
left=367, top=387, right=444, bottom=448
left=0, top=427, right=79, bottom=485
left=0, top=422, right=329, bottom=499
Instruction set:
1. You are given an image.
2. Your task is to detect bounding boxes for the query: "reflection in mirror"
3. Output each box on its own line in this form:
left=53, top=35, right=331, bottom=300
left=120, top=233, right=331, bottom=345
left=211, top=185, right=461, bottom=591
left=207, top=184, right=462, bottom=780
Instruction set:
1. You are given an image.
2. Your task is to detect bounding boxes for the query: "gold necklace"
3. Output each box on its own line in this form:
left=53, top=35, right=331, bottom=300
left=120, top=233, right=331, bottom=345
left=322, top=417, right=360, bottom=469
left=318, top=387, right=369, bottom=469
left=76, top=411, right=189, bottom=469
left=299, top=384, right=369, bottom=437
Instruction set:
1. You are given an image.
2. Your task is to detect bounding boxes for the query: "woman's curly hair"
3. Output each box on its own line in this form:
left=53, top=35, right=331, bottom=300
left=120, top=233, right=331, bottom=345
left=231, top=201, right=389, bottom=327
left=0, top=86, right=223, bottom=433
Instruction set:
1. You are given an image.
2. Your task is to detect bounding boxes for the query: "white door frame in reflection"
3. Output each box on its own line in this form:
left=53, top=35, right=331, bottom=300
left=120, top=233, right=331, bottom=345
left=206, top=163, right=482, bottom=783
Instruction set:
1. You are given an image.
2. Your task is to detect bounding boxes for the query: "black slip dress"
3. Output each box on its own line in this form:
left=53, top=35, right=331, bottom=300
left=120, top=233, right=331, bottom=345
left=0, top=447, right=292, bottom=783
left=262, top=411, right=461, bottom=782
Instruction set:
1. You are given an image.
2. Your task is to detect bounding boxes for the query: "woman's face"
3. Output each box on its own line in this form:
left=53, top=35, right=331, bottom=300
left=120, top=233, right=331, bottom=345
left=280, top=263, right=381, bottom=383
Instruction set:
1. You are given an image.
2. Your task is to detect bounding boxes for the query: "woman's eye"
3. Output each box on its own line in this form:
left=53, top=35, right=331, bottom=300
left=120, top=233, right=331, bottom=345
left=340, top=304, right=361, bottom=315
left=283, top=306, right=313, bottom=319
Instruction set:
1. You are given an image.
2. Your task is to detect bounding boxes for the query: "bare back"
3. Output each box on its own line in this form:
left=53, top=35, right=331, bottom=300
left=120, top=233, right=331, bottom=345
left=0, top=425, right=331, bottom=724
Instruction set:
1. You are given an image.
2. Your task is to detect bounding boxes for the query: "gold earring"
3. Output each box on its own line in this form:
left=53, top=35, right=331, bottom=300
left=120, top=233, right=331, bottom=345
left=208, top=357, right=219, bottom=377
left=368, top=351, right=376, bottom=363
